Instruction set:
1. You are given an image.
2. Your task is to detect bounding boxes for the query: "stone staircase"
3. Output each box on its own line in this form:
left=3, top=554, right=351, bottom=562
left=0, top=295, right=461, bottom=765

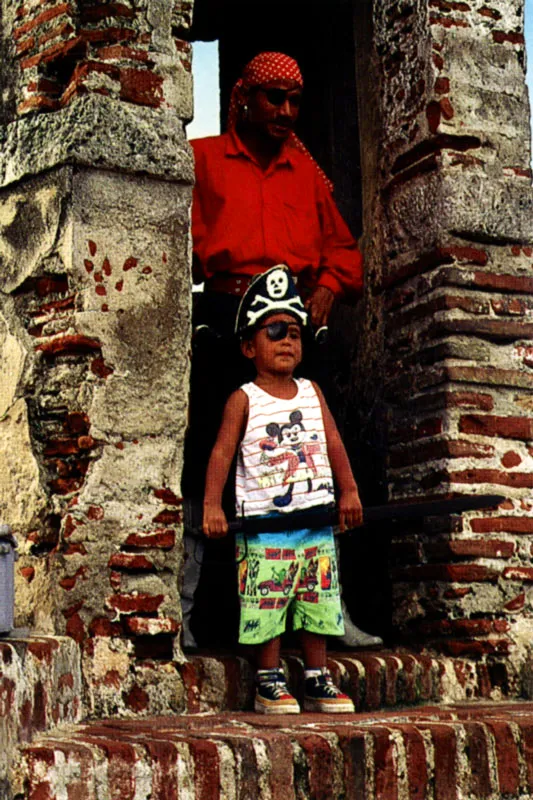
left=5, top=636, right=533, bottom=799
left=21, top=701, right=533, bottom=800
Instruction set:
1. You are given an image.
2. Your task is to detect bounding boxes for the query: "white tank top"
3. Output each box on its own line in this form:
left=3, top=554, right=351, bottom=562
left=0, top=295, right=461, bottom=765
left=236, top=378, right=335, bottom=518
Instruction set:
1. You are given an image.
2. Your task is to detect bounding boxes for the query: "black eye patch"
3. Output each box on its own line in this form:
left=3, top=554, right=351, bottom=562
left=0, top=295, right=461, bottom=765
left=257, top=321, right=301, bottom=341
left=261, top=88, right=301, bottom=107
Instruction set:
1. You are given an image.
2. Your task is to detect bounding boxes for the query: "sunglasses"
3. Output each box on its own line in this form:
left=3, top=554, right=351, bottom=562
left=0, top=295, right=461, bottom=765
left=256, top=320, right=302, bottom=341
left=258, top=87, right=302, bottom=108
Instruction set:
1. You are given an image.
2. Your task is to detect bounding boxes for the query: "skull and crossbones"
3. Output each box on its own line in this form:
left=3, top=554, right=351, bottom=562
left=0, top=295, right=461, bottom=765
left=245, top=267, right=307, bottom=328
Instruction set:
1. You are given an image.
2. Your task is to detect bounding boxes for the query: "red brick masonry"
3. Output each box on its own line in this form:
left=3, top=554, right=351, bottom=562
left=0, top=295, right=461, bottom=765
left=23, top=702, right=533, bottom=800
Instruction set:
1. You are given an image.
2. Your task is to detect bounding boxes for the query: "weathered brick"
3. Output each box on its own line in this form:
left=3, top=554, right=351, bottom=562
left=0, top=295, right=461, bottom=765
left=119, top=68, right=163, bottom=107
left=392, top=564, right=500, bottom=582
left=446, top=392, right=494, bottom=410
left=417, top=724, right=457, bottom=800
left=108, top=553, right=154, bottom=571
left=463, top=722, right=494, bottom=797
left=91, top=356, right=114, bottom=378
left=420, top=618, right=496, bottom=637
left=19, top=566, right=35, bottom=582
left=106, top=593, right=164, bottom=614
left=36, top=334, right=102, bottom=357
left=429, top=317, right=533, bottom=341
left=389, top=439, right=493, bottom=468
left=491, top=297, right=528, bottom=316
left=144, top=740, right=179, bottom=800
left=434, top=76, right=450, bottom=94
left=13, top=2, right=74, bottom=40
left=20, top=35, right=85, bottom=70
left=425, top=538, right=515, bottom=560
left=478, top=5, right=501, bottom=19
left=443, top=586, right=472, bottom=599
left=152, top=509, right=181, bottom=524
left=492, top=30, right=525, bottom=44
left=38, top=20, right=75, bottom=48
left=473, top=271, right=533, bottom=293
left=389, top=294, right=491, bottom=332
left=124, top=617, right=178, bottom=635
left=189, top=739, right=221, bottom=800
left=97, top=44, right=150, bottom=63
left=504, top=592, right=526, bottom=612
left=441, top=638, right=510, bottom=656
left=153, top=488, right=182, bottom=505
left=446, top=366, right=533, bottom=389
left=123, top=684, right=149, bottom=713
left=390, top=416, right=443, bottom=444
left=369, top=726, right=400, bottom=800
left=503, top=567, right=533, bottom=582
left=471, top=516, right=533, bottom=534
left=124, top=530, right=175, bottom=549
left=449, top=469, right=533, bottom=488
left=88, top=617, right=123, bottom=637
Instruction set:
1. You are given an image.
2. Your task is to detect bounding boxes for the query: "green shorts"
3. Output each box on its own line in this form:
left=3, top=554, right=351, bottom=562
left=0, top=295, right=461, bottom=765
left=236, top=522, right=344, bottom=645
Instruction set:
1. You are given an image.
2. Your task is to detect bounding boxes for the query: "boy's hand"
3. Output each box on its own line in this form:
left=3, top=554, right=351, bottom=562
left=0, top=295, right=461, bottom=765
left=338, top=489, right=363, bottom=533
left=203, top=504, right=229, bottom=538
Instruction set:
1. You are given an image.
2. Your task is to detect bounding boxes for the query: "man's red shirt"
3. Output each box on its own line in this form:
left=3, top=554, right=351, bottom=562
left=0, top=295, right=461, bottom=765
left=191, top=131, right=363, bottom=298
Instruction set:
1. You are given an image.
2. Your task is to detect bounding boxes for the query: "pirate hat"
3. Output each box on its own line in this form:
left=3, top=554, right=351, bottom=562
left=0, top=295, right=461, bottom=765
left=235, top=265, right=308, bottom=336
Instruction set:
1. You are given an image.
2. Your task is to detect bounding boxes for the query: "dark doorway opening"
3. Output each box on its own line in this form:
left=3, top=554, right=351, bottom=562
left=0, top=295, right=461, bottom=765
left=190, top=0, right=363, bottom=236
left=187, top=0, right=392, bottom=650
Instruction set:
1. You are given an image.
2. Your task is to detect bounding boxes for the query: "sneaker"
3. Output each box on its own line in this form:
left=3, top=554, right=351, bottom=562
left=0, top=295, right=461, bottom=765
left=255, top=669, right=301, bottom=714
left=304, top=668, right=355, bottom=713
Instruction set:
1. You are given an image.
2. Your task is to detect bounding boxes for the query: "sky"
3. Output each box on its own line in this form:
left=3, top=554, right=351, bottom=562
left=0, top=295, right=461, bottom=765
left=188, top=6, right=533, bottom=143
left=187, top=41, right=220, bottom=139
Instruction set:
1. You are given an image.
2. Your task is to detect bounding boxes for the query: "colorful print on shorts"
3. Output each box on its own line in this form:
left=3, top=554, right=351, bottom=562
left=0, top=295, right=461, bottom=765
left=236, top=525, right=344, bottom=645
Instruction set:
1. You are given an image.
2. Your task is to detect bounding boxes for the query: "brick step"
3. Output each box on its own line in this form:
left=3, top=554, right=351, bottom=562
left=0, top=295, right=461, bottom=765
left=0, top=634, right=83, bottom=794
left=180, top=648, right=515, bottom=713
left=22, top=700, right=533, bottom=799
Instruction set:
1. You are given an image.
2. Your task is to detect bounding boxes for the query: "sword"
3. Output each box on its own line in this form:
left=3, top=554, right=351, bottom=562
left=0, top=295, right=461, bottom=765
left=231, top=494, right=505, bottom=535
left=188, top=494, right=505, bottom=537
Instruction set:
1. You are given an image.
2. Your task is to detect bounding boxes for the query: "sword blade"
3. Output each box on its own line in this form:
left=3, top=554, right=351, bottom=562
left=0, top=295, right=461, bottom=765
left=227, top=494, right=505, bottom=536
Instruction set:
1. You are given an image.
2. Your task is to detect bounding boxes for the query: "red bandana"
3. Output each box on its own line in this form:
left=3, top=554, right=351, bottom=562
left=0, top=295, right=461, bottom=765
left=228, top=52, right=333, bottom=192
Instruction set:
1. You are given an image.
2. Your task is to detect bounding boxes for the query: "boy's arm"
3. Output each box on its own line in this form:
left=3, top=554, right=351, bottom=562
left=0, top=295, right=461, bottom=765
left=313, top=382, right=363, bottom=532
left=203, top=389, right=248, bottom=538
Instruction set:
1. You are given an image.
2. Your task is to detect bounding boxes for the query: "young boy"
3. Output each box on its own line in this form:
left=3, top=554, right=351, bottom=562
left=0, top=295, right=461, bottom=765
left=203, top=266, right=363, bottom=714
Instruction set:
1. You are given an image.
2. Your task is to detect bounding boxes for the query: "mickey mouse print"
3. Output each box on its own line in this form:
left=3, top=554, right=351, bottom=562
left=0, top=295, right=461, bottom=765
left=236, top=378, right=335, bottom=517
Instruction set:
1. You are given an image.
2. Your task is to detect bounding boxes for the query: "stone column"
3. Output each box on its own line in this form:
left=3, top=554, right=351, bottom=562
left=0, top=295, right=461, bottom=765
left=0, top=0, right=194, bottom=714
left=357, top=0, right=533, bottom=678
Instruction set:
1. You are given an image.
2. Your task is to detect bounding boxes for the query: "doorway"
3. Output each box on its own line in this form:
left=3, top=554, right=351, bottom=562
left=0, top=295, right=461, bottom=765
left=186, top=0, right=392, bottom=647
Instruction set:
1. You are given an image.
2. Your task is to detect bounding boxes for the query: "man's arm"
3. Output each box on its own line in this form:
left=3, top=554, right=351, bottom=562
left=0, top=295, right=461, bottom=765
left=313, top=382, right=363, bottom=532
left=203, top=389, right=248, bottom=538
left=305, top=181, right=363, bottom=327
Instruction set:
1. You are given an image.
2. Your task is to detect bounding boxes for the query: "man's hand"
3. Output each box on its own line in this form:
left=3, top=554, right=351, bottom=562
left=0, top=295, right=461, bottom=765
left=304, top=286, right=335, bottom=329
left=338, top=488, right=363, bottom=533
left=203, top=504, right=229, bottom=538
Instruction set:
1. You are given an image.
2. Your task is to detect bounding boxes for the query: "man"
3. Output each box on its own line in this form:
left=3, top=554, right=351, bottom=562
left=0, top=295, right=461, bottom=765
left=181, top=51, right=382, bottom=651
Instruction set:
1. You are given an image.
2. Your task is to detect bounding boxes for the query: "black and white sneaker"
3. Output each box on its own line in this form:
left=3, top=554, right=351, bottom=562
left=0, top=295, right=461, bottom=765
left=304, top=668, right=355, bottom=713
left=255, top=669, right=300, bottom=714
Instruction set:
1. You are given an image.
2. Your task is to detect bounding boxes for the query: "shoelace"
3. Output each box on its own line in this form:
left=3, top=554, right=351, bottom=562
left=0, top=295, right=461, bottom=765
left=310, top=670, right=343, bottom=697
left=258, top=670, right=291, bottom=698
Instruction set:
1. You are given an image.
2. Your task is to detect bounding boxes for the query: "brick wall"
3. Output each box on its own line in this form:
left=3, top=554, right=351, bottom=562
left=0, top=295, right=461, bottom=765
left=355, top=0, right=533, bottom=670
left=0, top=0, right=194, bottom=716
left=10, top=0, right=193, bottom=116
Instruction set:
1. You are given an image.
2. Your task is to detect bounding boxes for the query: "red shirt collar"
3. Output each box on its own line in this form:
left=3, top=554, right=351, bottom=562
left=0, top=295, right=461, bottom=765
left=225, top=128, right=296, bottom=170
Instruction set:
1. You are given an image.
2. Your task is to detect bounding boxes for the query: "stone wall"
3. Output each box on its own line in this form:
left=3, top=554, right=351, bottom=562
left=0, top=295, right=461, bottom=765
left=1, top=0, right=533, bottom=726
left=0, top=0, right=194, bottom=714
left=356, top=0, right=533, bottom=674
